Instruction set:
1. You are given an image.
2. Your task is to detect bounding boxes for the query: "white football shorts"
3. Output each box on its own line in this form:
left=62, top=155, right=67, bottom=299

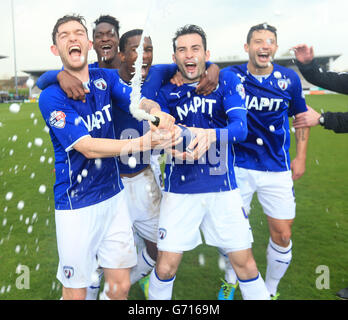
left=55, top=190, right=137, bottom=288
left=150, top=154, right=165, bottom=191
left=234, top=166, right=296, bottom=220
left=122, top=166, right=161, bottom=243
left=157, top=189, right=253, bottom=253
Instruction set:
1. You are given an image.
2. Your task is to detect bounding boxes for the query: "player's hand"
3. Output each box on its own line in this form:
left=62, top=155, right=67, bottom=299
left=57, top=70, right=89, bottom=102
left=185, top=127, right=216, bottom=161
left=293, top=106, right=321, bottom=128
left=170, top=71, right=184, bottom=87
left=149, top=108, right=175, bottom=132
left=165, top=146, right=186, bottom=161
left=145, top=125, right=181, bottom=150
left=292, top=44, right=314, bottom=65
left=290, top=156, right=306, bottom=181
left=196, top=64, right=220, bottom=96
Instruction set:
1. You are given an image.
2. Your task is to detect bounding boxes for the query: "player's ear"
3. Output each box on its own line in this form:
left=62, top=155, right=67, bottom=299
left=172, top=53, right=176, bottom=64
left=88, top=40, right=93, bottom=50
left=244, top=43, right=249, bottom=53
left=119, top=51, right=126, bottom=63
left=50, top=45, right=59, bottom=56
left=205, top=50, right=210, bottom=62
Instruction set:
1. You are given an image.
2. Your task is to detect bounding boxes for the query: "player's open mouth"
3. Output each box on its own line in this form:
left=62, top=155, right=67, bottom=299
left=141, top=63, right=149, bottom=78
left=185, top=61, right=197, bottom=73
left=101, top=44, right=112, bottom=55
left=257, top=52, right=270, bottom=63
left=69, top=45, right=82, bottom=60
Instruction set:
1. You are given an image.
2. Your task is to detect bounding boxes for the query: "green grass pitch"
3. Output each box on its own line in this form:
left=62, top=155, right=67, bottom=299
left=0, top=94, right=347, bottom=300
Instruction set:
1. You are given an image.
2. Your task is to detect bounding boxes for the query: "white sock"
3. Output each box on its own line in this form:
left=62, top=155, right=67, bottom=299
left=148, top=268, right=175, bottom=300
left=238, top=273, right=270, bottom=300
left=265, top=238, right=292, bottom=296
left=85, top=267, right=103, bottom=300
left=130, top=247, right=156, bottom=284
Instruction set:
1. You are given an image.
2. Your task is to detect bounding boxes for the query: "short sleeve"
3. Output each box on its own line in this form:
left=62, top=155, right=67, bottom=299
left=38, top=87, right=90, bottom=152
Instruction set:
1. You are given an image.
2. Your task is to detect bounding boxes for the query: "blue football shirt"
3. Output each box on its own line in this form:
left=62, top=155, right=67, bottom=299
left=223, top=63, right=307, bottom=172
left=39, top=68, right=132, bottom=210
left=156, top=70, right=248, bottom=194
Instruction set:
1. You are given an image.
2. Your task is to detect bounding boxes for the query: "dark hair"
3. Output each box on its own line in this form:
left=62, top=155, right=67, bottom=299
left=93, top=15, right=120, bottom=38
left=52, top=14, right=88, bottom=45
left=246, top=23, right=277, bottom=44
left=172, top=24, right=207, bottom=52
left=119, top=29, right=144, bottom=52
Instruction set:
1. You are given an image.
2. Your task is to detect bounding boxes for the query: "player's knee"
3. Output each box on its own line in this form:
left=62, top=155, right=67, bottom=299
left=229, top=250, right=258, bottom=279
left=241, top=256, right=258, bottom=275
left=156, top=263, right=177, bottom=280
left=277, top=231, right=292, bottom=247
left=116, top=280, right=131, bottom=299
left=106, top=279, right=131, bottom=300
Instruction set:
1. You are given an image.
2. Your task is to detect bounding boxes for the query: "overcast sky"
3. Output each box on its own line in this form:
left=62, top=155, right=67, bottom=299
left=1, top=0, right=348, bottom=79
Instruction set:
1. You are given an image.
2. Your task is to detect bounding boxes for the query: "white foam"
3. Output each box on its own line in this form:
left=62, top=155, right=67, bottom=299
left=128, top=156, right=137, bottom=168
left=9, top=103, right=20, bottom=113
left=5, top=192, right=13, bottom=201
left=256, top=138, right=264, bottom=146
left=38, top=185, right=46, bottom=194
left=17, top=201, right=25, bottom=210
left=34, top=138, right=43, bottom=147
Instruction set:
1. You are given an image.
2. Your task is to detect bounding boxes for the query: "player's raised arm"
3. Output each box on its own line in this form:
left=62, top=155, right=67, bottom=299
left=36, top=70, right=60, bottom=90
left=294, top=44, right=348, bottom=95
left=195, top=63, right=220, bottom=96
left=292, top=44, right=314, bottom=65
left=57, top=70, right=89, bottom=101
left=37, top=69, right=89, bottom=101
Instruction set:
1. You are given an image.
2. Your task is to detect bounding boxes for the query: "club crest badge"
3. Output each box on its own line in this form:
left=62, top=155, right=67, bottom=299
left=277, top=79, right=288, bottom=91
left=49, top=110, right=66, bottom=129
left=94, top=78, right=107, bottom=91
left=63, top=266, right=74, bottom=279
left=158, top=228, right=167, bottom=240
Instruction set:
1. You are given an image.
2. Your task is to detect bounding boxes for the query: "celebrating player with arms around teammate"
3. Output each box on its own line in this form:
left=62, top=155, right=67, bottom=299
left=148, top=24, right=270, bottom=300
left=218, top=23, right=310, bottom=300
left=38, top=14, right=176, bottom=300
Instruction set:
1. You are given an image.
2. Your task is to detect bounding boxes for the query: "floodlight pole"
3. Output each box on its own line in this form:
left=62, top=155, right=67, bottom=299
left=11, top=0, right=18, bottom=98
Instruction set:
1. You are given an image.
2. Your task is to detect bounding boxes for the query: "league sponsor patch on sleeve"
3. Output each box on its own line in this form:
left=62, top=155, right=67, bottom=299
left=49, top=110, right=66, bottom=129
left=236, top=83, right=246, bottom=99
